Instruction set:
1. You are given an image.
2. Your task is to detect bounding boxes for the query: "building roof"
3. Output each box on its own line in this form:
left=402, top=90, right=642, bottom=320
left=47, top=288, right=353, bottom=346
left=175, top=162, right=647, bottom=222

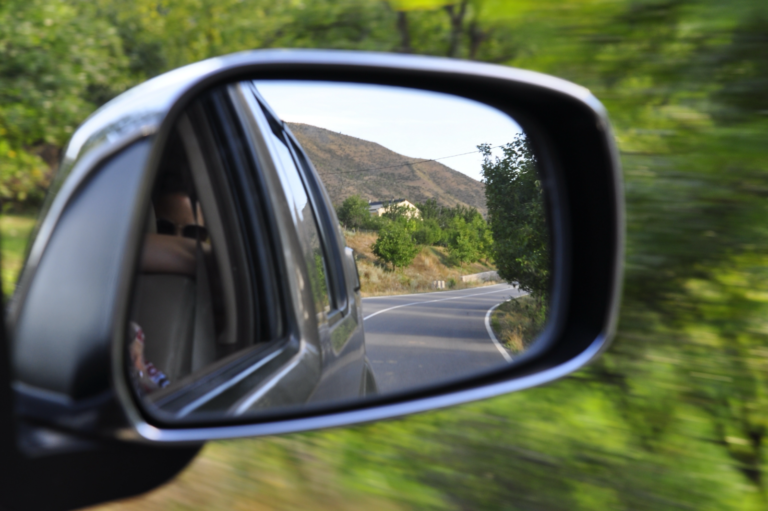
left=368, top=198, right=409, bottom=208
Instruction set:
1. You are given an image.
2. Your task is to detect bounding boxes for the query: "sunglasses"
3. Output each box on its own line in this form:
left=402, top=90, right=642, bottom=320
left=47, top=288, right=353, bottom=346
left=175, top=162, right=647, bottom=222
left=156, top=218, right=209, bottom=241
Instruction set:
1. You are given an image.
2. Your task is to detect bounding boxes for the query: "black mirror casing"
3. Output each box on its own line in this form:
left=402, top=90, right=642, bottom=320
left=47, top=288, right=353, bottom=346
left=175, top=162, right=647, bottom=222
left=1, top=50, right=623, bottom=509
left=1, top=142, right=201, bottom=510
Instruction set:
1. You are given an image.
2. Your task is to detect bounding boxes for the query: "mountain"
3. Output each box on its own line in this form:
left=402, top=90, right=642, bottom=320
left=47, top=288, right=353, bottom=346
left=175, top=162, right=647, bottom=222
left=287, top=123, right=487, bottom=214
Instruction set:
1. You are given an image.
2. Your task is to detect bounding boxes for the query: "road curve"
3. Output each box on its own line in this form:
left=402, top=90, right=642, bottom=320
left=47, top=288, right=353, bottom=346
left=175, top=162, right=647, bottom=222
left=362, top=283, right=524, bottom=394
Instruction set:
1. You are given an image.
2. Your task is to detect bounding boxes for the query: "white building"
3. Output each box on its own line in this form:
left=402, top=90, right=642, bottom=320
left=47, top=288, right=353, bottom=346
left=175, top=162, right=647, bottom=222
left=368, top=199, right=421, bottom=219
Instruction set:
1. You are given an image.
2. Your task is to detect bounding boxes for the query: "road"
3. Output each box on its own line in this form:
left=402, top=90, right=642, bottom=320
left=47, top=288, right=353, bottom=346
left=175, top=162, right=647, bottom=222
left=362, top=283, right=524, bottom=394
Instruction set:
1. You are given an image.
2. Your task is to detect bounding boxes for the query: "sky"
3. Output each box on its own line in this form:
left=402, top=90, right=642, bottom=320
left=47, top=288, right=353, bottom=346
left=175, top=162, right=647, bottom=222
left=254, top=81, right=523, bottom=182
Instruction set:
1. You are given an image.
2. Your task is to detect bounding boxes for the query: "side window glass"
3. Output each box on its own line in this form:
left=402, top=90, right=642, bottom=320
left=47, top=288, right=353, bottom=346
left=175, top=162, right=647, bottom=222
left=286, top=138, right=345, bottom=309
left=128, top=127, right=231, bottom=395
left=263, top=114, right=332, bottom=318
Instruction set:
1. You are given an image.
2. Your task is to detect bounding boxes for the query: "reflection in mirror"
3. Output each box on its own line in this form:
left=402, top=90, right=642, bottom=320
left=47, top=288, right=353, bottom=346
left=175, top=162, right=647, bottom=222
left=128, top=80, right=551, bottom=422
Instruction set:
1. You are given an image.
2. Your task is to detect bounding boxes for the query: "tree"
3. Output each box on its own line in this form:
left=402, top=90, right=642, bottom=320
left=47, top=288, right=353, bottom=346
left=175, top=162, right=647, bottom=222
left=480, top=136, right=548, bottom=299
left=336, top=195, right=370, bottom=230
left=372, top=220, right=419, bottom=271
left=446, top=216, right=479, bottom=266
left=0, top=0, right=132, bottom=208
left=472, top=214, right=494, bottom=263
left=413, top=218, right=443, bottom=246
left=381, top=201, right=416, bottom=225
left=417, top=198, right=442, bottom=221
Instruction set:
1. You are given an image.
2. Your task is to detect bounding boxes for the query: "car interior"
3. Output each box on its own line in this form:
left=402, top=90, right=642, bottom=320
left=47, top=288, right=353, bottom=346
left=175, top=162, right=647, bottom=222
left=128, top=129, right=220, bottom=393
left=128, top=112, right=259, bottom=398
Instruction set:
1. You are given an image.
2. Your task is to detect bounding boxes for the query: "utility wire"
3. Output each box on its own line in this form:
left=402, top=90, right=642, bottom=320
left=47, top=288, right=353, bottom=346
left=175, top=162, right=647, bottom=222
left=322, top=145, right=505, bottom=176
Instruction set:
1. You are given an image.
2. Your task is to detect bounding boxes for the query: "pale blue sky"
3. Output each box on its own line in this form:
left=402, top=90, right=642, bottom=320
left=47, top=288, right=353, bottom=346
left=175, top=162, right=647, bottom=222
left=254, top=81, right=522, bottom=182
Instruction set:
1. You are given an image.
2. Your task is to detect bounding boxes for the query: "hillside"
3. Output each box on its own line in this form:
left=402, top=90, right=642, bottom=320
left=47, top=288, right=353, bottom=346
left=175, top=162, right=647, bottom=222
left=287, top=123, right=487, bottom=214
left=344, top=230, right=497, bottom=297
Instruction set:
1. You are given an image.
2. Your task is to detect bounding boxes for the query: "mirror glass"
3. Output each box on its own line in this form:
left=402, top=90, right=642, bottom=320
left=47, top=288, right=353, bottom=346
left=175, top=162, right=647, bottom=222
left=126, top=80, right=551, bottom=422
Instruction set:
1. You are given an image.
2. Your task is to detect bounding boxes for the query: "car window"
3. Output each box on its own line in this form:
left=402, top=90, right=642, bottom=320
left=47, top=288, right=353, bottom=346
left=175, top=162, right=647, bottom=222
left=127, top=90, right=279, bottom=404
left=258, top=105, right=333, bottom=319
left=128, top=125, right=233, bottom=393
left=285, top=135, right=348, bottom=314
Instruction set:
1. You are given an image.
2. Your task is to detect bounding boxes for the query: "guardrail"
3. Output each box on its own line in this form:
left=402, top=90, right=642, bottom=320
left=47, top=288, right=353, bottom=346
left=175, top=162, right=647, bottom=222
left=460, top=271, right=500, bottom=283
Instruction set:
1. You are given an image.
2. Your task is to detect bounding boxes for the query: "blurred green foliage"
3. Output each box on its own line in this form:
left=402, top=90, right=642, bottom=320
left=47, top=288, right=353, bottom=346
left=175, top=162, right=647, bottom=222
left=0, top=0, right=130, bottom=208
left=0, top=215, right=35, bottom=297
left=1, top=0, right=767, bottom=509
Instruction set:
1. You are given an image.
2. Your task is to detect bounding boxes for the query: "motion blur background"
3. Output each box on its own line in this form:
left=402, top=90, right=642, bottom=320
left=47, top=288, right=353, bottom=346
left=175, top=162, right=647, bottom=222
left=2, top=0, right=768, bottom=509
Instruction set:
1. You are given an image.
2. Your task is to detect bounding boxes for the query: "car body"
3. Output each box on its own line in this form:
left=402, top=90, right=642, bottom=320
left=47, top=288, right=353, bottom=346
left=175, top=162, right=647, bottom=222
left=13, top=78, right=375, bottom=425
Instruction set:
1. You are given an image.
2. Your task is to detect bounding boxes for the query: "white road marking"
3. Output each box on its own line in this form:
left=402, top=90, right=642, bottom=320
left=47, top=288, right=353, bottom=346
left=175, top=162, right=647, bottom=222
left=363, top=287, right=514, bottom=322
left=485, top=302, right=513, bottom=363
left=362, top=283, right=508, bottom=301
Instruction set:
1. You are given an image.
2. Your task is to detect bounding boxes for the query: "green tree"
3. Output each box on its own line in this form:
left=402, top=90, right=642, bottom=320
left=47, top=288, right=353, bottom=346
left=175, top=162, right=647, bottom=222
left=413, top=217, right=443, bottom=246
left=417, top=198, right=441, bottom=220
left=446, top=215, right=478, bottom=266
left=381, top=201, right=416, bottom=226
left=472, top=214, right=493, bottom=263
left=0, top=0, right=132, bottom=207
left=372, top=220, right=419, bottom=271
left=336, top=194, right=370, bottom=230
left=480, top=136, right=548, bottom=299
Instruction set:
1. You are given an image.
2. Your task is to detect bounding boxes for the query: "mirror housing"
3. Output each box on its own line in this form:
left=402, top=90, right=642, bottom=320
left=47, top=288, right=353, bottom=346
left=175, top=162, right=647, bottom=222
left=9, top=50, right=623, bottom=444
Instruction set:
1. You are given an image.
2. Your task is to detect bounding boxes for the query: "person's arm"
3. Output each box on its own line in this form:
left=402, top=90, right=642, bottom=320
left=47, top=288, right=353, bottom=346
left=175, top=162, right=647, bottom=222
left=141, top=233, right=197, bottom=275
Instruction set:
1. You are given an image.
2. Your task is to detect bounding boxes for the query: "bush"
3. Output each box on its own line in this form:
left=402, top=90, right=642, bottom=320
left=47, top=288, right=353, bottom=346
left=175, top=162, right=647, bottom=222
left=446, top=216, right=479, bottom=265
left=0, top=143, right=51, bottom=208
left=0, top=0, right=133, bottom=208
left=413, top=218, right=443, bottom=246
left=372, top=221, right=419, bottom=271
left=491, top=295, right=547, bottom=353
left=336, top=195, right=371, bottom=230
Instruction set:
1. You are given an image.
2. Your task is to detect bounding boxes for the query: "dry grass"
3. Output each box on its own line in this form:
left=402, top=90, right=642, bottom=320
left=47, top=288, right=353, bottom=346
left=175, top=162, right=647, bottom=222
left=345, top=230, right=497, bottom=297
left=490, top=295, right=547, bottom=354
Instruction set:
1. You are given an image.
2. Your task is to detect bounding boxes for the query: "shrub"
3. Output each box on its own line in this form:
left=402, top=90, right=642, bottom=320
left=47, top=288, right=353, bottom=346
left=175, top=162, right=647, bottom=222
left=372, top=221, right=419, bottom=271
left=336, top=195, right=371, bottom=230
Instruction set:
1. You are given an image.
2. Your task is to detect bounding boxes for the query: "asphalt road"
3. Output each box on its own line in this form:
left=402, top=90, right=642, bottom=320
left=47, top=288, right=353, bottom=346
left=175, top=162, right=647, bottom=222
left=362, top=283, right=524, bottom=394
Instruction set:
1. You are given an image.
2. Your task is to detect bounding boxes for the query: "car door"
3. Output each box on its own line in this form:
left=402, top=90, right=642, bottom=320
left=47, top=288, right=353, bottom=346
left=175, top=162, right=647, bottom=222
left=132, top=85, right=325, bottom=419
left=239, top=84, right=368, bottom=403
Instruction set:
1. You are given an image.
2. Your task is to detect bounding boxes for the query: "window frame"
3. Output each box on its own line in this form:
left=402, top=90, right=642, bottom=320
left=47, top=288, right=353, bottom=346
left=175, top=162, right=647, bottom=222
left=136, top=87, right=301, bottom=421
left=249, top=83, right=350, bottom=325
left=197, top=88, right=286, bottom=342
left=283, top=130, right=350, bottom=320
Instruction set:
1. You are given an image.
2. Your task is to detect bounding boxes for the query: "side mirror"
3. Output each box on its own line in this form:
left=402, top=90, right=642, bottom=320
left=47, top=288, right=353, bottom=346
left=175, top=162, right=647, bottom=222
left=3, top=50, right=622, bottom=507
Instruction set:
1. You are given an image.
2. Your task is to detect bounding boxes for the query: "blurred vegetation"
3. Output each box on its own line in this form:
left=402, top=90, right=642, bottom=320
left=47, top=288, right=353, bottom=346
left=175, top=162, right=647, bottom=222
left=0, top=215, right=34, bottom=297
left=1, top=0, right=767, bottom=509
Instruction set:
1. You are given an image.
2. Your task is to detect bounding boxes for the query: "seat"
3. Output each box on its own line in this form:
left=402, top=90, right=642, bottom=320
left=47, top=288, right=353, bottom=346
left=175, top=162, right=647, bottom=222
left=131, top=205, right=216, bottom=385
left=133, top=274, right=197, bottom=382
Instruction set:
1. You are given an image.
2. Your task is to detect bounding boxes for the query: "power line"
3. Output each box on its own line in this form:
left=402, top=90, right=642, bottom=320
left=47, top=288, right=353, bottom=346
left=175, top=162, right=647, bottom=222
left=322, top=145, right=505, bottom=176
